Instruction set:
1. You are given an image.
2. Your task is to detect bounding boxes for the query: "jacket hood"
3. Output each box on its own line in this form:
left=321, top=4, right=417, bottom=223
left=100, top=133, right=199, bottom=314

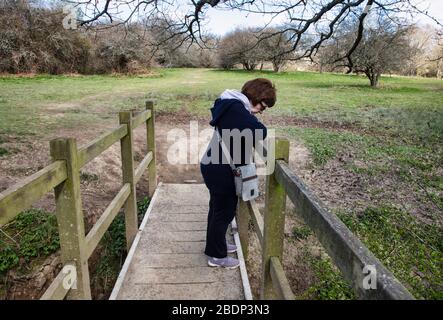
left=219, top=89, right=251, bottom=113
left=209, top=89, right=251, bottom=127
left=209, top=99, right=233, bottom=127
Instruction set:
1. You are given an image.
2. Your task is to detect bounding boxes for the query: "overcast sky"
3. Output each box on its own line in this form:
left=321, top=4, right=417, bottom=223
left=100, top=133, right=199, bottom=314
left=204, top=0, right=443, bottom=36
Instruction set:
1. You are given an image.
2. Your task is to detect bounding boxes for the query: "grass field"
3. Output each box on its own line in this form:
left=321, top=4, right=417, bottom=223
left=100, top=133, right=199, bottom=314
left=1, top=69, right=442, bottom=136
left=0, top=68, right=442, bottom=299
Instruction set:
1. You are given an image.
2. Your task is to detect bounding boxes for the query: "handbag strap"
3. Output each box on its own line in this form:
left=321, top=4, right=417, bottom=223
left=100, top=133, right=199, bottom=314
left=215, top=127, right=236, bottom=171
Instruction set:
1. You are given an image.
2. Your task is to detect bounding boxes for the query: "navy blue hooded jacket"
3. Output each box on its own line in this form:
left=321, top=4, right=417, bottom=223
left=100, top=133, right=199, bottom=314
left=200, top=98, right=267, bottom=194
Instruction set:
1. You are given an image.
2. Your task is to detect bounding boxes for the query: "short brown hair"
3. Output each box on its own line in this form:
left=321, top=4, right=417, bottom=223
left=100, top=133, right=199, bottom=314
left=241, top=78, right=277, bottom=108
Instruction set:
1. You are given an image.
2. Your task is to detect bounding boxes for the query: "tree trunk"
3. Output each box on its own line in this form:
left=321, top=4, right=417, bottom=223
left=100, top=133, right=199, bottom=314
left=367, top=71, right=380, bottom=88
left=371, top=73, right=380, bottom=87
left=437, top=59, right=442, bottom=79
left=243, top=61, right=257, bottom=71
left=273, top=63, right=280, bottom=73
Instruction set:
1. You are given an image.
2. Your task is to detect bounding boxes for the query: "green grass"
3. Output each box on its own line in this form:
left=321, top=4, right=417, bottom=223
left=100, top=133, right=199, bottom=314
left=298, top=251, right=355, bottom=300
left=279, top=123, right=442, bottom=299
left=291, top=226, right=312, bottom=241
left=0, top=209, right=60, bottom=274
left=1, top=69, right=442, bottom=140
left=278, top=127, right=373, bottom=166
left=338, top=206, right=443, bottom=300
left=0, top=197, right=151, bottom=298
left=80, top=171, right=99, bottom=182
left=0, top=147, right=8, bottom=157
left=0, top=208, right=60, bottom=299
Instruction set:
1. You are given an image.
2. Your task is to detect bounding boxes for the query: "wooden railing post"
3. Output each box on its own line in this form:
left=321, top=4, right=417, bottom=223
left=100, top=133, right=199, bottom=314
left=145, top=100, right=157, bottom=197
left=119, top=111, right=138, bottom=251
left=50, top=138, right=91, bottom=300
left=237, top=199, right=250, bottom=260
left=261, top=138, right=290, bottom=299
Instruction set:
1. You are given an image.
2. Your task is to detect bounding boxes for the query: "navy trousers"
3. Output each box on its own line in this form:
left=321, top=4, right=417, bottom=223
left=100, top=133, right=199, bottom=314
left=204, top=190, right=238, bottom=258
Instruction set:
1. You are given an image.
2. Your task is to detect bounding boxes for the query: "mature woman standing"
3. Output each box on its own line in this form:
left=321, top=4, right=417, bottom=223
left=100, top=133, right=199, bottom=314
left=200, top=78, right=277, bottom=268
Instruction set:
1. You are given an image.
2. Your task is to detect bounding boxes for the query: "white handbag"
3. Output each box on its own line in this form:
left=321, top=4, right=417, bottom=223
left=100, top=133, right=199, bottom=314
left=216, top=128, right=259, bottom=201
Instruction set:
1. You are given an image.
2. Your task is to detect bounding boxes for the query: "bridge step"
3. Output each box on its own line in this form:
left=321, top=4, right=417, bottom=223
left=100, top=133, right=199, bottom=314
left=110, top=183, right=248, bottom=300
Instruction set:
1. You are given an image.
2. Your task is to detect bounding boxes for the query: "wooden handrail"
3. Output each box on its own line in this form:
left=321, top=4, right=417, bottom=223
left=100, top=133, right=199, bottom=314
left=238, top=136, right=414, bottom=300
left=0, top=160, right=67, bottom=227
left=236, top=138, right=294, bottom=300
left=119, top=111, right=138, bottom=251
left=0, top=100, right=157, bottom=300
left=270, top=257, right=295, bottom=300
left=145, top=101, right=157, bottom=197
left=132, top=109, right=152, bottom=129
left=78, top=124, right=128, bottom=168
left=261, top=138, right=290, bottom=299
left=274, top=160, right=414, bottom=300
left=50, top=138, right=91, bottom=299
left=84, top=183, right=131, bottom=259
left=134, top=151, right=153, bottom=184
left=247, top=200, right=264, bottom=246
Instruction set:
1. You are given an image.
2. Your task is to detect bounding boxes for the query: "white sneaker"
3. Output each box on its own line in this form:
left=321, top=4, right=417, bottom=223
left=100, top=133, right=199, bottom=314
left=227, top=243, right=237, bottom=253
left=208, top=256, right=240, bottom=269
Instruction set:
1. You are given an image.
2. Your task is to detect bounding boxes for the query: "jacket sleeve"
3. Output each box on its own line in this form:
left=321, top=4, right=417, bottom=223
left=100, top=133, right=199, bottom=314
left=232, top=103, right=267, bottom=145
left=218, top=102, right=267, bottom=166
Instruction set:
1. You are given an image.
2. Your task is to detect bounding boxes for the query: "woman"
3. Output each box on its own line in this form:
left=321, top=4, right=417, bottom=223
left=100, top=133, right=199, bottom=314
left=200, top=78, right=276, bottom=268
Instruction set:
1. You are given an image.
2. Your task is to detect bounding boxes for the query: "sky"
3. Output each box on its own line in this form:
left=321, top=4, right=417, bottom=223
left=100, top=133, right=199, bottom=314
left=203, top=0, right=443, bottom=36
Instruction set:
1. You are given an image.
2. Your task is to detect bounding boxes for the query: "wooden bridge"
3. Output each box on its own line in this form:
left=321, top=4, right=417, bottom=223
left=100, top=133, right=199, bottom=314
left=109, top=183, right=250, bottom=300
left=0, top=100, right=414, bottom=300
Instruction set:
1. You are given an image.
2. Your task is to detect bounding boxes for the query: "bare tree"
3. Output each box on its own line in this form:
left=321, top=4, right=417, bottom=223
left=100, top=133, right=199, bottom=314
left=428, top=31, right=443, bottom=78
left=402, top=25, right=433, bottom=76
left=91, top=23, right=155, bottom=73
left=322, top=18, right=415, bottom=87
left=217, top=28, right=261, bottom=70
left=143, top=16, right=218, bottom=67
left=66, top=0, right=442, bottom=73
left=258, top=28, right=293, bottom=72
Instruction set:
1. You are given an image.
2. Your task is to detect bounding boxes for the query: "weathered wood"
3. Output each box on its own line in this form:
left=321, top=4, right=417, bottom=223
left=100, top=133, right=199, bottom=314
left=40, top=262, right=76, bottom=300
left=247, top=200, right=264, bottom=247
left=237, top=199, right=250, bottom=260
left=134, top=151, right=153, bottom=184
left=50, top=138, right=91, bottom=300
left=274, top=160, right=415, bottom=300
left=119, top=111, right=138, bottom=251
left=270, top=257, right=295, bottom=300
left=78, top=124, right=127, bottom=168
left=84, top=183, right=131, bottom=258
left=0, top=161, right=67, bottom=227
left=132, top=109, right=152, bottom=129
left=111, top=183, right=247, bottom=300
left=3, top=104, right=160, bottom=300
left=261, top=138, right=289, bottom=300
left=145, top=101, right=157, bottom=197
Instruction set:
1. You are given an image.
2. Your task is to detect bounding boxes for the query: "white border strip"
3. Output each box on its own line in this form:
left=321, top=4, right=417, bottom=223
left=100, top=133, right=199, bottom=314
left=109, top=182, right=163, bottom=300
left=231, top=217, right=253, bottom=300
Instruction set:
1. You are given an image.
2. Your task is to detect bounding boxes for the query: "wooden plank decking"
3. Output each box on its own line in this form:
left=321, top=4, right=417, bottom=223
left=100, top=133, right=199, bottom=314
left=110, top=183, right=251, bottom=300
